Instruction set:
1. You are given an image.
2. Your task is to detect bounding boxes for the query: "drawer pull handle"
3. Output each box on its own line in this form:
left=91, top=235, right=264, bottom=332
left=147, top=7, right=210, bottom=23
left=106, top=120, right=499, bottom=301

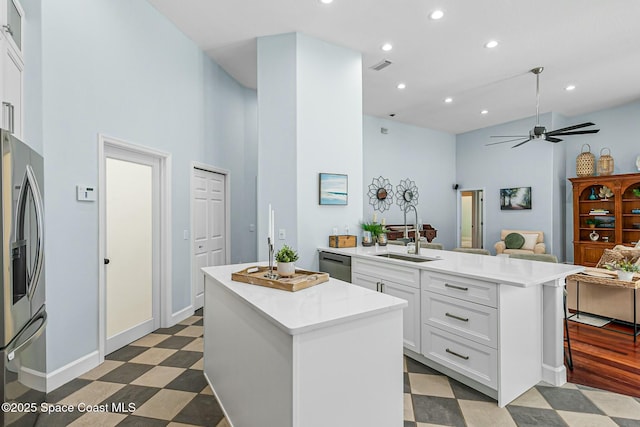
left=445, top=283, right=469, bottom=291
left=446, top=348, right=469, bottom=360
left=445, top=312, right=469, bottom=322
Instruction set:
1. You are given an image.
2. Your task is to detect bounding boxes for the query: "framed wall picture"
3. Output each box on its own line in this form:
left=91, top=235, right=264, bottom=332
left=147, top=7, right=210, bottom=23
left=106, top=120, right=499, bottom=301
left=500, top=187, right=532, bottom=210
left=319, top=173, right=348, bottom=205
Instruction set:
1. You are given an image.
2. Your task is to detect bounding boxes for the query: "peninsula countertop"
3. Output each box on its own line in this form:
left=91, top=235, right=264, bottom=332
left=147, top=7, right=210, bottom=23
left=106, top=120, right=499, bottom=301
left=201, top=262, right=407, bottom=335
left=318, top=245, right=584, bottom=287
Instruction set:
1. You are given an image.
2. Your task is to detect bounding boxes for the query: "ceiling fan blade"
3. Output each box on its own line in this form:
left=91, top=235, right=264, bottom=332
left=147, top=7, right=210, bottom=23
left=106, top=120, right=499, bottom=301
left=545, top=136, right=563, bottom=143
left=490, top=135, right=528, bottom=138
left=511, top=138, right=533, bottom=148
left=486, top=137, right=529, bottom=146
left=546, top=122, right=596, bottom=135
left=547, top=129, right=600, bottom=136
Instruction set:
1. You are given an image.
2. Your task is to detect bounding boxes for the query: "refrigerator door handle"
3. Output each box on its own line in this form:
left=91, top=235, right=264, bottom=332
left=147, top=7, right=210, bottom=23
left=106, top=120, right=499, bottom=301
left=6, top=306, right=47, bottom=362
left=15, top=165, right=45, bottom=301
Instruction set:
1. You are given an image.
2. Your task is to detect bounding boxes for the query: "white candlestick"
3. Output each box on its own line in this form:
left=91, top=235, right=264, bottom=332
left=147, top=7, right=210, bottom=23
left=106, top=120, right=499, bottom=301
left=271, top=209, right=275, bottom=242
left=373, top=213, right=378, bottom=223
left=268, top=204, right=273, bottom=241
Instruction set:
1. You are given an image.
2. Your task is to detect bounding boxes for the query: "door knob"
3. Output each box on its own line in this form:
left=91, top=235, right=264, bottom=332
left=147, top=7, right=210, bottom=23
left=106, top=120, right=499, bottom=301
left=104, top=258, right=110, bottom=265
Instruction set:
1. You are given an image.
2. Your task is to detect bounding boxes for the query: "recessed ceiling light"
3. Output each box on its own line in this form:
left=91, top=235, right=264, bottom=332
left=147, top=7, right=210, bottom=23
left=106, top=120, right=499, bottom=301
left=484, top=40, right=499, bottom=49
left=429, top=10, right=444, bottom=20
left=319, top=0, right=333, bottom=4
left=397, top=83, right=406, bottom=90
left=565, top=85, right=576, bottom=91
left=381, top=43, right=393, bottom=52
left=481, top=110, right=489, bottom=115
left=444, top=97, right=453, bottom=103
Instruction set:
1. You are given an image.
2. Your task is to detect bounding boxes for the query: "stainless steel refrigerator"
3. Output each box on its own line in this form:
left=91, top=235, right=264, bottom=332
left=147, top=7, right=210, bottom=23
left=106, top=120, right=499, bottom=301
left=0, top=130, right=46, bottom=426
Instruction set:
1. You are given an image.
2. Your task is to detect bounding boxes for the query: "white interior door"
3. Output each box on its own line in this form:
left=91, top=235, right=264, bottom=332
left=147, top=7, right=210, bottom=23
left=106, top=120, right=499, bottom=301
left=192, top=168, right=227, bottom=309
left=104, top=150, right=160, bottom=354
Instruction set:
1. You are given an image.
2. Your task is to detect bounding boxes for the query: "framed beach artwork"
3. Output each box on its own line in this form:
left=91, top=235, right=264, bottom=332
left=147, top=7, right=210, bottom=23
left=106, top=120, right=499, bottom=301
left=319, top=173, right=348, bottom=205
left=500, top=187, right=532, bottom=210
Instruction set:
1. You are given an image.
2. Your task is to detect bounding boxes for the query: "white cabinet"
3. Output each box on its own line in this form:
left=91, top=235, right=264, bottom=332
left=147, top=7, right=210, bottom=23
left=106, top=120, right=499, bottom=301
left=352, top=258, right=420, bottom=353
left=0, top=0, right=23, bottom=139
left=421, top=270, right=542, bottom=407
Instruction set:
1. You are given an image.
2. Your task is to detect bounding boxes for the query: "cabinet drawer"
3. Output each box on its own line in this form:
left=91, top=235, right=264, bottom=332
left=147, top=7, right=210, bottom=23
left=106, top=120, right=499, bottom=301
left=421, top=271, right=497, bottom=307
left=353, top=258, right=419, bottom=288
left=422, top=292, right=497, bottom=349
left=422, top=326, right=497, bottom=389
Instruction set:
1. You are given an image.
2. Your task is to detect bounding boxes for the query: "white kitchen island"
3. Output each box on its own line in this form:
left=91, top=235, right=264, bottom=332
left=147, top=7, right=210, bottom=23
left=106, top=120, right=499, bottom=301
left=318, top=245, right=584, bottom=407
left=202, top=263, right=407, bottom=427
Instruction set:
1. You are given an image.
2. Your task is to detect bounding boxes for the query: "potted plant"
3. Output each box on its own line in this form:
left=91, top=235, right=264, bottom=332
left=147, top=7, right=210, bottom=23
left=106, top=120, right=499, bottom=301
left=360, top=222, right=388, bottom=246
left=275, top=244, right=299, bottom=277
left=585, top=218, right=599, bottom=228
left=605, top=259, right=640, bottom=282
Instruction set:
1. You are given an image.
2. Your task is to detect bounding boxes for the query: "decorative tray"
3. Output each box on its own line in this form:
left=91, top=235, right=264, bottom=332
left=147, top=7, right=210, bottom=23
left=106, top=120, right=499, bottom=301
left=231, top=266, right=330, bottom=292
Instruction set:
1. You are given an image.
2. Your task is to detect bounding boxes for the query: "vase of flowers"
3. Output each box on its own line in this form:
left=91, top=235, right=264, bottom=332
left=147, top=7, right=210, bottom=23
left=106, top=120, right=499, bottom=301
left=605, top=259, right=639, bottom=282
left=275, top=245, right=299, bottom=277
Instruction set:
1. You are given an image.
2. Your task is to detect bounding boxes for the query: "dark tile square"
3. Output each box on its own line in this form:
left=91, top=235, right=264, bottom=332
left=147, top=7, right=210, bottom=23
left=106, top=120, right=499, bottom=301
left=404, top=422, right=416, bottom=427
left=449, top=378, right=495, bottom=402
left=165, top=369, right=208, bottom=393
left=36, top=410, right=84, bottom=427
left=98, top=363, right=154, bottom=384
left=159, top=351, right=203, bottom=368
left=45, top=378, right=92, bottom=403
left=193, top=318, right=203, bottom=326
left=172, top=394, right=224, bottom=426
left=100, top=384, right=160, bottom=411
left=536, top=386, right=604, bottom=414
left=154, top=324, right=187, bottom=335
left=613, top=418, right=640, bottom=427
left=506, top=406, right=569, bottom=427
left=154, top=336, right=196, bottom=350
left=404, top=356, right=441, bottom=375
left=404, top=372, right=411, bottom=393
left=107, top=345, right=148, bottom=362
left=116, top=415, right=169, bottom=426
left=412, top=395, right=465, bottom=427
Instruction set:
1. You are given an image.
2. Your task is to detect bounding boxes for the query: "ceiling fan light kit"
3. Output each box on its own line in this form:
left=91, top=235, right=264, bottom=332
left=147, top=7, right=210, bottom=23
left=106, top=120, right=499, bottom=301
left=487, top=66, right=600, bottom=148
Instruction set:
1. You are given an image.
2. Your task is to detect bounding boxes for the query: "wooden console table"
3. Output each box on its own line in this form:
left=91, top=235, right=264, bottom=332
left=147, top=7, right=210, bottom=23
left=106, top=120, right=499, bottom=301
left=566, top=271, right=640, bottom=341
left=384, top=224, right=437, bottom=242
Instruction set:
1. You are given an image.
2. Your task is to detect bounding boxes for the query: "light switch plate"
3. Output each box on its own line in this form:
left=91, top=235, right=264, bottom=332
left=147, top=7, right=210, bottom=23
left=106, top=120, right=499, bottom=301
left=76, top=185, right=96, bottom=201
left=278, top=229, right=286, bottom=240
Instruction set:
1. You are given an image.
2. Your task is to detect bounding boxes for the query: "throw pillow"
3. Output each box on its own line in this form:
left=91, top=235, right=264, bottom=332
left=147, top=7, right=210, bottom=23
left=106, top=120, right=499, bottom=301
left=504, top=232, right=525, bottom=249
left=521, top=233, right=539, bottom=251
left=595, top=249, right=625, bottom=269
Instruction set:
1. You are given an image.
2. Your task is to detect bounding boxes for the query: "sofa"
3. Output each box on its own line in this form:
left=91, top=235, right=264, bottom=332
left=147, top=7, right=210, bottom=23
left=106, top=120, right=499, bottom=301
left=494, top=229, right=545, bottom=255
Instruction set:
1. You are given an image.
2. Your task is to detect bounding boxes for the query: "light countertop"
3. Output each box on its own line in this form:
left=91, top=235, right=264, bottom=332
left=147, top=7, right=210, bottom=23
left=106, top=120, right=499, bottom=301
left=318, top=245, right=584, bottom=287
left=202, top=262, right=407, bottom=335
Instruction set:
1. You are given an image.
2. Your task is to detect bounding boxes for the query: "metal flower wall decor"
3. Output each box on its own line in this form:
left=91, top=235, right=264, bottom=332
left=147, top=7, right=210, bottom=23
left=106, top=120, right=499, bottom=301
left=368, top=176, right=394, bottom=212
left=396, top=178, right=419, bottom=211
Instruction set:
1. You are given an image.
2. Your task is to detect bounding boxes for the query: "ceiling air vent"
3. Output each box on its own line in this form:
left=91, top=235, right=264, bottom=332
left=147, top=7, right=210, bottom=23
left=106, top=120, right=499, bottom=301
left=370, top=60, right=392, bottom=71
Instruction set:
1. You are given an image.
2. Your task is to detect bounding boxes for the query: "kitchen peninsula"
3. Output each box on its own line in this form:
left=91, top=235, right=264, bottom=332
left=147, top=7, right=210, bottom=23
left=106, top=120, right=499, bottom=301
left=202, top=263, right=407, bottom=427
left=318, top=245, right=583, bottom=407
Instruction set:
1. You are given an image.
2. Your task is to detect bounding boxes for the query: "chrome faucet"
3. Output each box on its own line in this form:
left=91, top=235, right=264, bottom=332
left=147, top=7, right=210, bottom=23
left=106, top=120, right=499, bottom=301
left=404, top=204, right=420, bottom=254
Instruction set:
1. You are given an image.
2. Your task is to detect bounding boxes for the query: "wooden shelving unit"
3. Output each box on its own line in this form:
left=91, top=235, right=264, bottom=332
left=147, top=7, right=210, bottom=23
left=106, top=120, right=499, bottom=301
left=570, top=173, right=640, bottom=266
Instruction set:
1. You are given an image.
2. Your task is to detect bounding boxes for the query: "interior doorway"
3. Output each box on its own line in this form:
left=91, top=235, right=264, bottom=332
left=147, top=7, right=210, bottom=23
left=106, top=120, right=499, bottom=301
left=458, top=189, right=484, bottom=249
left=98, top=135, right=171, bottom=358
left=191, top=164, right=230, bottom=310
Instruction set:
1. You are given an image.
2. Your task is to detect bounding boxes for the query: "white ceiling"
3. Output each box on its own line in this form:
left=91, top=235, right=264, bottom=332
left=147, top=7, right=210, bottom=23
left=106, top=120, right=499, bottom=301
left=148, top=0, right=640, bottom=134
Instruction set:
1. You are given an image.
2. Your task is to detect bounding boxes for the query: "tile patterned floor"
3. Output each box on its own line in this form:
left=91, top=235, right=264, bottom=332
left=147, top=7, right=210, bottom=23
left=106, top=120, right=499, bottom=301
left=35, top=308, right=640, bottom=426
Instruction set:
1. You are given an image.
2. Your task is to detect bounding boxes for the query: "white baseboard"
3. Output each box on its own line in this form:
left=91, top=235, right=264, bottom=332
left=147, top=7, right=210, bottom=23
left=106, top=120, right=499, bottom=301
left=46, top=350, right=100, bottom=393
left=19, top=366, right=47, bottom=393
left=171, top=304, right=195, bottom=325
left=541, top=363, right=566, bottom=387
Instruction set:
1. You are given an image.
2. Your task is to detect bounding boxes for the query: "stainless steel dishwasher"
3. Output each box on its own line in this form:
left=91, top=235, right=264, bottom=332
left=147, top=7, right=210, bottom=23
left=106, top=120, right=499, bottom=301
left=318, top=251, right=351, bottom=283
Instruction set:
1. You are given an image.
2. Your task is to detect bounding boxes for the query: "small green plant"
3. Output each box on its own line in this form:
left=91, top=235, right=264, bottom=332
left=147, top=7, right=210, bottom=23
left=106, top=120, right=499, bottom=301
left=275, top=245, right=298, bottom=263
left=360, top=221, right=388, bottom=237
left=605, top=259, right=640, bottom=273
left=633, top=188, right=640, bottom=198
left=585, top=218, right=600, bottom=226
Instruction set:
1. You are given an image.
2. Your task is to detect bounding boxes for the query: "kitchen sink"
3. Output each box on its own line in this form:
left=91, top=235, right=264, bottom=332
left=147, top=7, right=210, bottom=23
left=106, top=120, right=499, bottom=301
left=373, top=253, right=439, bottom=263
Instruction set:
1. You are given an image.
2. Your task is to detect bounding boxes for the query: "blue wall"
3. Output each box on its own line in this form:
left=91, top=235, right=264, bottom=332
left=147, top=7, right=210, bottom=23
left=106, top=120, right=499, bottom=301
left=30, top=0, right=257, bottom=373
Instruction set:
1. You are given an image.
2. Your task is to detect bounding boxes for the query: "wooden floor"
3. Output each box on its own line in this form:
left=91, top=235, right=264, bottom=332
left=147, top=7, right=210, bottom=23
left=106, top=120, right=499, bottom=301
left=565, top=318, right=640, bottom=397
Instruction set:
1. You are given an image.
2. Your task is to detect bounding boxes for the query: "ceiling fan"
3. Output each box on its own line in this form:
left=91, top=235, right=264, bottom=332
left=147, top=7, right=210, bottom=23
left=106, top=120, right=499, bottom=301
left=486, top=67, right=600, bottom=148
